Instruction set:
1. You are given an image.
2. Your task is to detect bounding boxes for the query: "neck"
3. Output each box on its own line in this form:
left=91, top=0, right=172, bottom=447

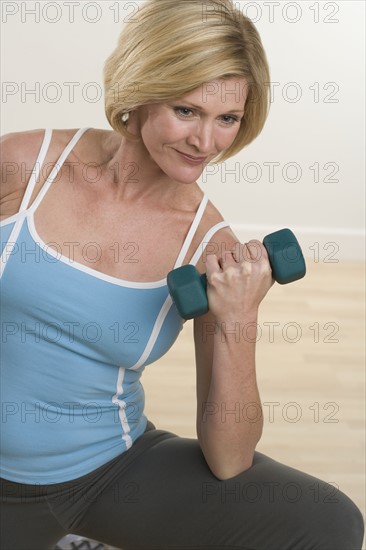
left=103, top=133, right=199, bottom=207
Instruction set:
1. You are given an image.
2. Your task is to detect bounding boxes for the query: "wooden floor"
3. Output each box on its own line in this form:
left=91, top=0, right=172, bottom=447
left=142, top=260, right=365, bottom=546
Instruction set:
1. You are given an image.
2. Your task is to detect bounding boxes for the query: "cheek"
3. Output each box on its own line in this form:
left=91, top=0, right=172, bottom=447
left=219, top=126, right=241, bottom=149
left=143, top=115, right=182, bottom=150
left=159, top=116, right=187, bottom=141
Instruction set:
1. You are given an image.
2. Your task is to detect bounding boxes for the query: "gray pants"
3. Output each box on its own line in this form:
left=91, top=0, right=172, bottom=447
left=1, top=422, right=364, bottom=550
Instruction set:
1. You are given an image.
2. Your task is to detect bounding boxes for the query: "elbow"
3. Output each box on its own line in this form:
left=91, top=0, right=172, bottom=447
left=197, top=428, right=260, bottom=481
left=207, top=456, right=254, bottom=481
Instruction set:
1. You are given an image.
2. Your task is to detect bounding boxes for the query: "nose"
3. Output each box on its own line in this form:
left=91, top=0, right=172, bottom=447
left=186, top=121, right=215, bottom=155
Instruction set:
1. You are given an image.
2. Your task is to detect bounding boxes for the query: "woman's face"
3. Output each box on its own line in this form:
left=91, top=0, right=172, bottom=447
left=136, top=77, right=248, bottom=184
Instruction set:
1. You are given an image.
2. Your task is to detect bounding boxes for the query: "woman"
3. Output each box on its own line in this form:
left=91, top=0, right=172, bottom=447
left=0, top=0, right=363, bottom=548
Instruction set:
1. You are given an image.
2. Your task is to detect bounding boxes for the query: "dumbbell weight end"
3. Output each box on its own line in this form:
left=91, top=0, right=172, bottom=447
left=263, top=228, right=306, bottom=285
left=167, top=265, right=209, bottom=320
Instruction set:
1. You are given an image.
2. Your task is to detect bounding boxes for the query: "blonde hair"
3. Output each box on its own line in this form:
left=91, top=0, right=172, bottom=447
left=103, top=0, right=270, bottom=162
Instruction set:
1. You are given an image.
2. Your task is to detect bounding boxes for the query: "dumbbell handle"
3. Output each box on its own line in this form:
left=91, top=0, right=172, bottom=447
left=167, top=228, right=306, bottom=320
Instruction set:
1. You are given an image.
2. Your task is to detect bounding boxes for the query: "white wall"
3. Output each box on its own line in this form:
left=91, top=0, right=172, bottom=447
left=1, top=1, right=365, bottom=260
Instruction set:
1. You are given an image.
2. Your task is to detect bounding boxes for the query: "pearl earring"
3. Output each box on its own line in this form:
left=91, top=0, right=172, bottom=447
left=121, top=112, right=129, bottom=123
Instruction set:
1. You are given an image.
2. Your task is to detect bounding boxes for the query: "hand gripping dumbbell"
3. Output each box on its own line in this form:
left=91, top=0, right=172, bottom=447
left=167, top=228, right=306, bottom=320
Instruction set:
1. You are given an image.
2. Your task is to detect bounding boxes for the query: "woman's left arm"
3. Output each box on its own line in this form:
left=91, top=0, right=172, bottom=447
left=194, top=232, right=273, bottom=480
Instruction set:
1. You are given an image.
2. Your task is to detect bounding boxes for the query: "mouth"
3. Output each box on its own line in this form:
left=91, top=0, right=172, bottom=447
left=174, top=150, right=208, bottom=164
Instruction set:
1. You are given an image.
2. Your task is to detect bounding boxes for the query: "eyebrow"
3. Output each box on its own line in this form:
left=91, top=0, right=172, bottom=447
left=178, top=101, right=245, bottom=114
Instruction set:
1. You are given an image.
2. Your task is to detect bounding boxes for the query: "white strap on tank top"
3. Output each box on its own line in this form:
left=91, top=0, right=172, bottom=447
left=1, top=127, right=230, bottom=279
left=0, top=128, right=89, bottom=279
left=174, top=195, right=230, bottom=268
left=28, top=128, right=90, bottom=214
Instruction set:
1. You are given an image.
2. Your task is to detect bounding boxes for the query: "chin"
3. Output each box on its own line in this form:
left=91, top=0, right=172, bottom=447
left=164, top=164, right=204, bottom=185
left=171, top=172, right=201, bottom=185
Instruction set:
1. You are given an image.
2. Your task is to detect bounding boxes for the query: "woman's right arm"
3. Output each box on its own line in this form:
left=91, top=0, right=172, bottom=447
left=0, top=130, right=45, bottom=220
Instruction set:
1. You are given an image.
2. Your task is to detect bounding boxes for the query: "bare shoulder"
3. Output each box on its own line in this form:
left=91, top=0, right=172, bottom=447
left=194, top=195, right=241, bottom=272
left=205, top=196, right=240, bottom=245
left=1, top=129, right=43, bottom=218
left=0, top=127, right=75, bottom=196
left=0, top=127, right=118, bottom=220
left=0, top=127, right=81, bottom=167
left=1, top=128, right=46, bottom=180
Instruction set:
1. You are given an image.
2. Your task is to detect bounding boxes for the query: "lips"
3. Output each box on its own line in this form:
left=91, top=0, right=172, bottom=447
left=175, top=150, right=207, bottom=163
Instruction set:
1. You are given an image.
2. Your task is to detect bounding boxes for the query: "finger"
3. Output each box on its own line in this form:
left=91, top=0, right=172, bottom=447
left=245, top=240, right=274, bottom=281
left=221, top=250, right=238, bottom=265
left=240, top=242, right=257, bottom=264
left=244, top=240, right=269, bottom=264
left=204, top=254, right=221, bottom=276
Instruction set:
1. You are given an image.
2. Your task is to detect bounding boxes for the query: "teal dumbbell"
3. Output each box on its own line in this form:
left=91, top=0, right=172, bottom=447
left=167, top=228, right=306, bottom=320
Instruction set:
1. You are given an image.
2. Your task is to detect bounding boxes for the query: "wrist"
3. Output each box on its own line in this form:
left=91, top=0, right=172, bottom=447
left=213, top=316, right=259, bottom=345
left=213, top=309, right=259, bottom=328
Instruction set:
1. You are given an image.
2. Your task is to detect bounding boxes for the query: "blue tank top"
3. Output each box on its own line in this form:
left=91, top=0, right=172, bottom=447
left=0, top=128, right=229, bottom=484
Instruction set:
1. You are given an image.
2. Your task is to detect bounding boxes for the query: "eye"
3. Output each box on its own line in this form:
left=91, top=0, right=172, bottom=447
left=220, top=115, right=240, bottom=125
left=174, top=107, right=194, bottom=118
